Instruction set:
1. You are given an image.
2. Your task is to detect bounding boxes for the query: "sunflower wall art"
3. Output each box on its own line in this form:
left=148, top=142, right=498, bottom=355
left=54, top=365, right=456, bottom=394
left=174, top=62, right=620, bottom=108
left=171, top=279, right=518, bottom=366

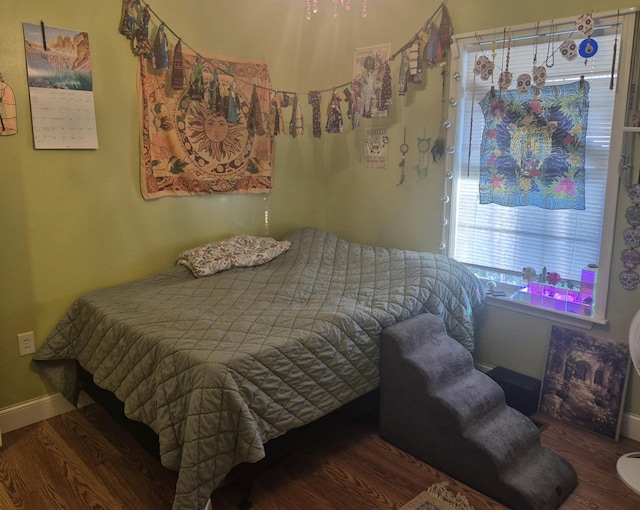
left=138, top=48, right=274, bottom=198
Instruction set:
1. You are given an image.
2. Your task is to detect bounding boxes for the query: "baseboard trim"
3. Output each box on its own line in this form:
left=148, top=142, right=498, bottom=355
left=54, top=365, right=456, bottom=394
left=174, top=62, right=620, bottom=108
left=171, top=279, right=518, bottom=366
left=1, top=389, right=639, bottom=443
left=474, top=361, right=640, bottom=443
left=0, top=392, right=93, bottom=435
left=621, top=412, right=640, bottom=442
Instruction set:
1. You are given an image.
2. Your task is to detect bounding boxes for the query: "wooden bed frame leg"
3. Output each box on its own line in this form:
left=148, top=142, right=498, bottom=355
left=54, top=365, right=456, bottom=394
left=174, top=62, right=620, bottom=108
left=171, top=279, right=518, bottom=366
left=238, top=478, right=253, bottom=510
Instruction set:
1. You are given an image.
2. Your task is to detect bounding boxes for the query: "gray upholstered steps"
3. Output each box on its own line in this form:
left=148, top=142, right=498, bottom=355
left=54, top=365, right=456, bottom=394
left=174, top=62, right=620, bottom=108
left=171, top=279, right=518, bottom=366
left=379, top=313, right=577, bottom=510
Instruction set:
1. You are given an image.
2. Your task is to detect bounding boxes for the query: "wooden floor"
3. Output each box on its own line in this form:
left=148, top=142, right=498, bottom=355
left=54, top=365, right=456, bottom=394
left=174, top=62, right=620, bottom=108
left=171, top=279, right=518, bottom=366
left=2, top=404, right=640, bottom=509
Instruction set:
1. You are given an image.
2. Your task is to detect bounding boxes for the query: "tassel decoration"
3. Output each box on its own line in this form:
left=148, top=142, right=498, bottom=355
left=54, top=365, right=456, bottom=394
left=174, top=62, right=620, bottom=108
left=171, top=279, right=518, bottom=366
left=398, top=50, right=410, bottom=96
left=172, top=39, right=184, bottom=90
left=308, top=91, right=322, bottom=138
left=438, top=4, right=453, bottom=52
left=350, top=80, right=361, bottom=129
left=380, top=62, right=392, bottom=111
left=325, top=89, right=343, bottom=134
left=189, top=55, right=205, bottom=101
left=152, top=23, right=169, bottom=70
left=271, top=93, right=285, bottom=136
left=409, top=41, right=422, bottom=83
left=133, top=5, right=151, bottom=57
left=207, top=69, right=222, bottom=113
left=289, top=93, right=304, bottom=138
left=119, top=0, right=139, bottom=40
left=227, top=81, right=240, bottom=123
left=248, top=85, right=266, bottom=135
left=423, top=20, right=441, bottom=66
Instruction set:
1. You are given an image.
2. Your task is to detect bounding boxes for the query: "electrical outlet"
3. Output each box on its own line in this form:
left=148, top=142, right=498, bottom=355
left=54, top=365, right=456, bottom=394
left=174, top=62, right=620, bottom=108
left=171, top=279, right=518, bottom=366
left=18, top=331, right=36, bottom=356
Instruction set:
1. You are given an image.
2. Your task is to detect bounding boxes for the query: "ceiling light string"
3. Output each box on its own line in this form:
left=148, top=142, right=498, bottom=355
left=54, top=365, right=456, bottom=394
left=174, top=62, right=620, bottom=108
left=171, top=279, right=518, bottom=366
left=305, top=0, right=367, bottom=20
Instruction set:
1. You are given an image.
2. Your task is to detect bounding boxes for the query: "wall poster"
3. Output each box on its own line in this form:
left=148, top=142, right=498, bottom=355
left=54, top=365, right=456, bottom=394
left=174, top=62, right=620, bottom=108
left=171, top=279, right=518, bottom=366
left=23, top=22, right=99, bottom=149
left=353, top=43, right=391, bottom=119
left=364, top=127, right=388, bottom=169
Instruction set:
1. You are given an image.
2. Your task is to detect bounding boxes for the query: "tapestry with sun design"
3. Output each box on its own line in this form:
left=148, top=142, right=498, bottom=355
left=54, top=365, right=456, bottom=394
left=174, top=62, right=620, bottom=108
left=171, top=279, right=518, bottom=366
left=478, top=80, right=589, bottom=210
left=138, top=49, right=274, bottom=198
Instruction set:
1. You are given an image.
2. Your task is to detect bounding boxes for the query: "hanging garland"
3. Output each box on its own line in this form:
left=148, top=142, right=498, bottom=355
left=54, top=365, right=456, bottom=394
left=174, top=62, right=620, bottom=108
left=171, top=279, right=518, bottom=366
left=118, top=0, right=453, bottom=140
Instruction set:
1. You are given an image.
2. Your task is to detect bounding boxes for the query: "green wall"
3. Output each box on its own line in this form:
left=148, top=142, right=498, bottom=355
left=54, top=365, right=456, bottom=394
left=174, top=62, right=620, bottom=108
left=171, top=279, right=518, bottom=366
left=2, top=0, right=640, bottom=423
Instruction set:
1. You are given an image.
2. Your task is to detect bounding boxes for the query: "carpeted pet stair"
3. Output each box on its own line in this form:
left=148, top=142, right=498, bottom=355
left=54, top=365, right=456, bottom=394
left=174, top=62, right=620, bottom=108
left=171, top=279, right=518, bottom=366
left=379, top=314, right=577, bottom=510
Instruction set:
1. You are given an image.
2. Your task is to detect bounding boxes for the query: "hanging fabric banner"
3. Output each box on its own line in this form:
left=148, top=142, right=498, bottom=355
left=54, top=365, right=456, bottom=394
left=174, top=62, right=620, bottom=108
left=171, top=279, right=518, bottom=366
left=139, top=48, right=274, bottom=198
left=478, top=80, right=589, bottom=210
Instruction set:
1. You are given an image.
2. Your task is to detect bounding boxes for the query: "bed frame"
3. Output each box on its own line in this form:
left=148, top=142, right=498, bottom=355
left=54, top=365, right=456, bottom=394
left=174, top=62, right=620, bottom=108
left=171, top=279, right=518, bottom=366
left=78, top=365, right=379, bottom=509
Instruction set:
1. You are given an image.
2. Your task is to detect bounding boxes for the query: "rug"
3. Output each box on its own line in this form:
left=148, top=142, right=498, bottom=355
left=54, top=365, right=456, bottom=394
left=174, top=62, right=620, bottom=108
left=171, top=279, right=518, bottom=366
left=400, top=482, right=475, bottom=510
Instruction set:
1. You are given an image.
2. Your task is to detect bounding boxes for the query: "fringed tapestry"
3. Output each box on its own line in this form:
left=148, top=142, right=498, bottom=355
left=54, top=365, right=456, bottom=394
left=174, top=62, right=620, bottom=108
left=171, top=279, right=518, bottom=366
left=478, top=80, right=589, bottom=210
left=139, top=48, right=274, bottom=198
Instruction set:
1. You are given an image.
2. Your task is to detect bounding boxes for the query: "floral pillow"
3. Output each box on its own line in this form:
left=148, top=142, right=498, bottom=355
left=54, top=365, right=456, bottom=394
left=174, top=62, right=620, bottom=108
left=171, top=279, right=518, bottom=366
left=177, top=235, right=291, bottom=278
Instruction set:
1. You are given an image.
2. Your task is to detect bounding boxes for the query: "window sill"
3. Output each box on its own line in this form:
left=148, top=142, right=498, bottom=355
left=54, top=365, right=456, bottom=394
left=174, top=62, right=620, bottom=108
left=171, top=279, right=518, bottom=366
left=484, top=293, right=607, bottom=329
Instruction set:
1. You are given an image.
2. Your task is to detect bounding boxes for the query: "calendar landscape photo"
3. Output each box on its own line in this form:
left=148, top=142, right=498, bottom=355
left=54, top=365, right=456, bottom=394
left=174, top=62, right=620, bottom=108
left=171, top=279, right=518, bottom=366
left=23, top=23, right=93, bottom=91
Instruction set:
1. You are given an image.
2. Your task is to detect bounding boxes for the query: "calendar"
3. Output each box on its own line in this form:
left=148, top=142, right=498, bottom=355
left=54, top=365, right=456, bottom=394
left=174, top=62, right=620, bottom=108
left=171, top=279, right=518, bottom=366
left=23, top=22, right=99, bottom=149
left=29, top=88, right=98, bottom=149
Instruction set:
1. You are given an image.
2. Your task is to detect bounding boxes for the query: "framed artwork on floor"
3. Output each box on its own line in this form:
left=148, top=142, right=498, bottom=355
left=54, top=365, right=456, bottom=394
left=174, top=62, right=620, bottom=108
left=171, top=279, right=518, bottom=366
left=539, top=325, right=631, bottom=440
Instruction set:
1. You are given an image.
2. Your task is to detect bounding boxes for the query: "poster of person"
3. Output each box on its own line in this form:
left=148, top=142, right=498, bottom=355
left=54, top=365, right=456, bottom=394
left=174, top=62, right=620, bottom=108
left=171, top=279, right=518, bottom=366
left=353, top=44, right=391, bottom=119
left=364, top=127, right=388, bottom=169
left=23, top=22, right=98, bottom=149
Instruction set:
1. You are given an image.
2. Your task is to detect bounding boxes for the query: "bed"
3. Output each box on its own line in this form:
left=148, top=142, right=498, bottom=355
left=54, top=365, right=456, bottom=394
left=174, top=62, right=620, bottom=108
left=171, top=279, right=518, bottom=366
left=34, top=227, right=485, bottom=510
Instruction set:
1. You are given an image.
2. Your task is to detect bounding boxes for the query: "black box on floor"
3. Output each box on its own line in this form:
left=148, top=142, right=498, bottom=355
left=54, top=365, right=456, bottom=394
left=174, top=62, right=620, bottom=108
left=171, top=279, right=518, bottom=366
left=487, top=366, right=541, bottom=416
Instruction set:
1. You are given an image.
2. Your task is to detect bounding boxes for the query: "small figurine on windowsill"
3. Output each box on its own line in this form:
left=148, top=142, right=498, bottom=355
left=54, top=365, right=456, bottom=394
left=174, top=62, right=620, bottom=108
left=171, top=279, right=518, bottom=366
left=522, top=267, right=537, bottom=283
left=546, top=271, right=561, bottom=285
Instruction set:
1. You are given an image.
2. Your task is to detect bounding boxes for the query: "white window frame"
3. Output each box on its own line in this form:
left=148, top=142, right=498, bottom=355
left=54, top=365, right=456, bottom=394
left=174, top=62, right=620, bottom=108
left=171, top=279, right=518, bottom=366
left=444, top=9, right=638, bottom=326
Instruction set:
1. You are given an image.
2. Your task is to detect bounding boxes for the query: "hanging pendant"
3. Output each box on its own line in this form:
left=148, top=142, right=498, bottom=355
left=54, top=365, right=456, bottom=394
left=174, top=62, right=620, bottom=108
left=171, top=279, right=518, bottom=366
left=611, top=10, right=620, bottom=90
left=545, top=23, right=555, bottom=68
left=398, top=127, right=409, bottom=185
left=559, top=40, right=578, bottom=61
left=473, top=55, right=494, bottom=81
left=498, top=71, right=512, bottom=91
left=415, top=134, right=431, bottom=179
left=575, top=13, right=594, bottom=37
left=532, top=66, right=547, bottom=87
left=516, top=74, right=532, bottom=94
left=579, top=37, right=598, bottom=61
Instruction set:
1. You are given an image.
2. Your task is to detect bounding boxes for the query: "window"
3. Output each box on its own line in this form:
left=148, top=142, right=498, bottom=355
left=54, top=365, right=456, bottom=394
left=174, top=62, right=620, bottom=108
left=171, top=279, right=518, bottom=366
left=446, top=10, right=637, bottom=324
